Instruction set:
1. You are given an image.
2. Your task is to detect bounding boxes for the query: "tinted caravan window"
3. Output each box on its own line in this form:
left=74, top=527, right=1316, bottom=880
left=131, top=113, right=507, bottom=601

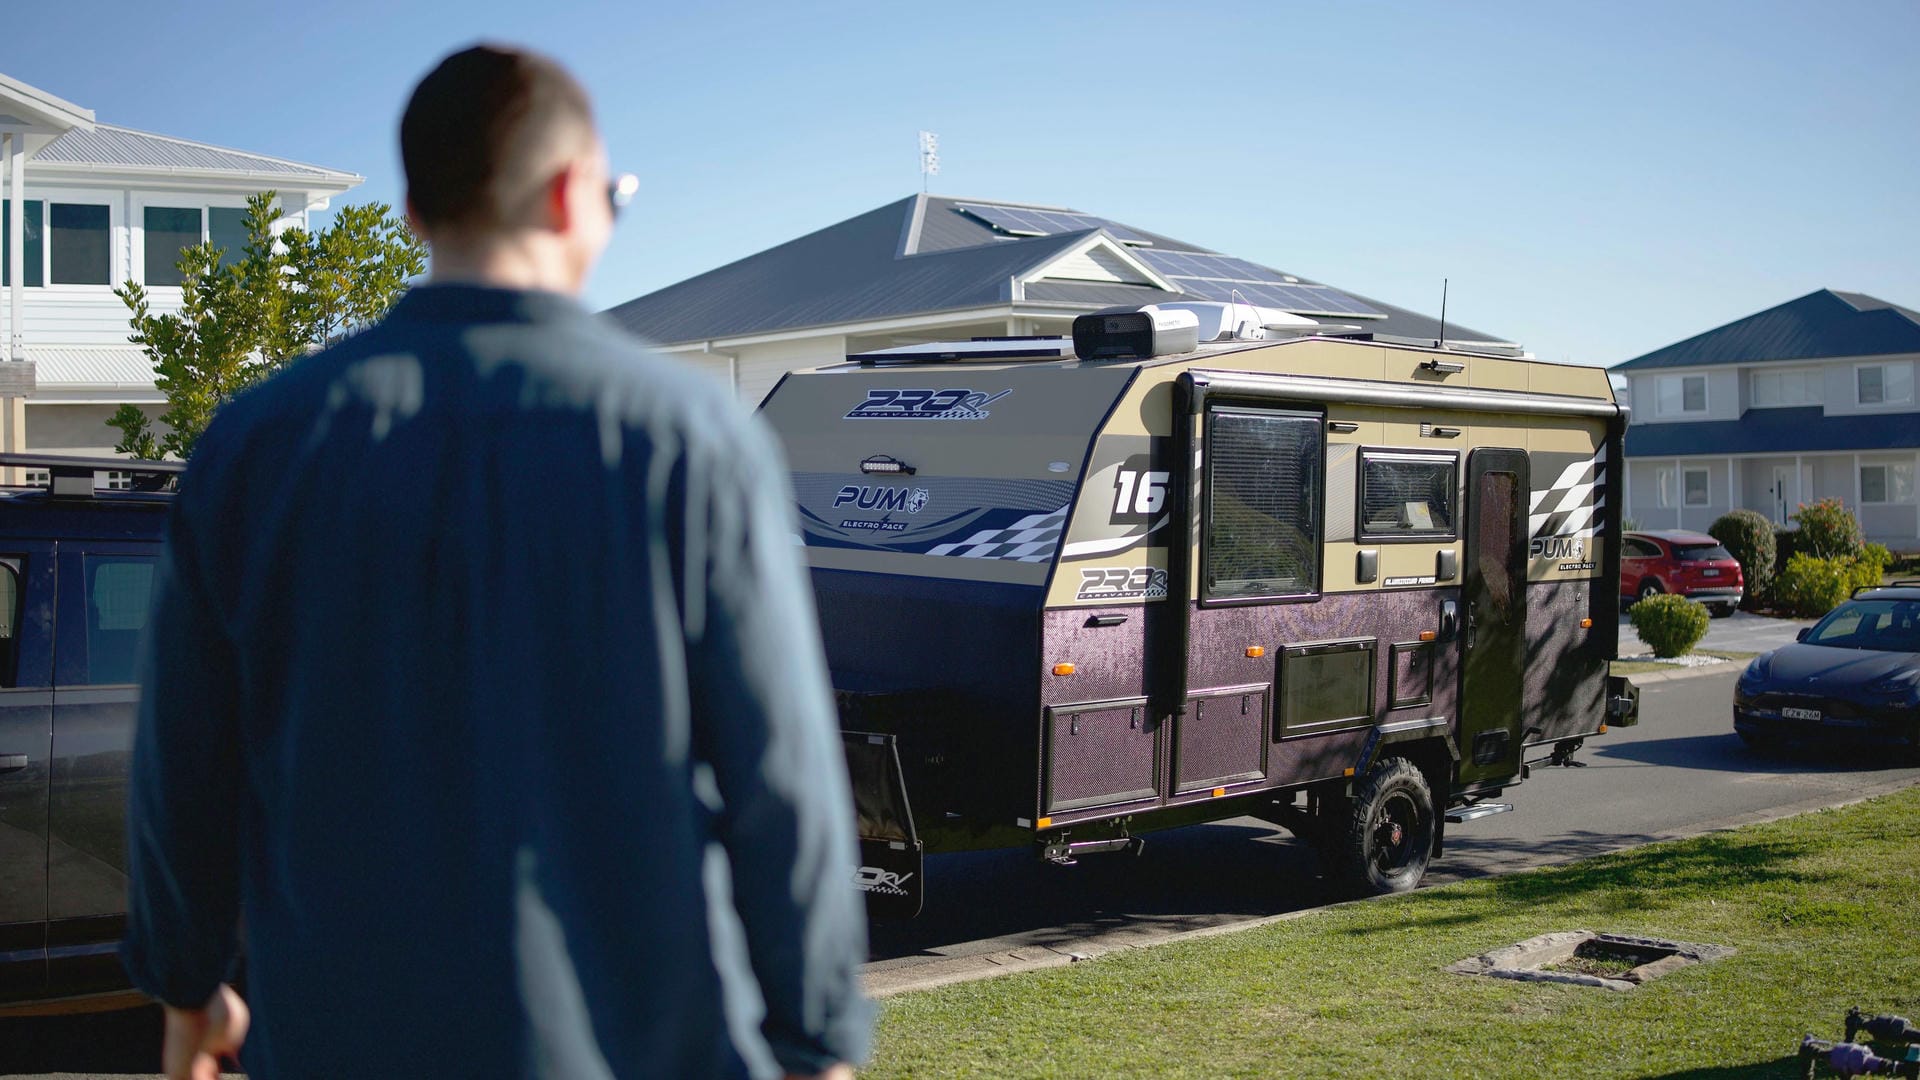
left=1204, top=407, right=1322, bottom=601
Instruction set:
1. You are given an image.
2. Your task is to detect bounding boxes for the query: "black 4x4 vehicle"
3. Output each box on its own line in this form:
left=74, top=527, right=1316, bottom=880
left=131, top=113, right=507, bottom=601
left=0, top=453, right=178, bottom=1009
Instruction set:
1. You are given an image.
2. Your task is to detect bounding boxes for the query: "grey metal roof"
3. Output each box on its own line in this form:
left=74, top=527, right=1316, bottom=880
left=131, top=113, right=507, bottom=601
left=1615, top=289, right=1920, bottom=371
left=1624, top=405, right=1918, bottom=457
left=605, top=193, right=1509, bottom=348
left=26, top=345, right=157, bottom=388
left=34, top=123, right=359, bottom=182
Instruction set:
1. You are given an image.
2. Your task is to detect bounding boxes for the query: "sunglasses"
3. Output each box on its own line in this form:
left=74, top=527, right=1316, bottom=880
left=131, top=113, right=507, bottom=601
left=608, top=173, right=639, bottom=219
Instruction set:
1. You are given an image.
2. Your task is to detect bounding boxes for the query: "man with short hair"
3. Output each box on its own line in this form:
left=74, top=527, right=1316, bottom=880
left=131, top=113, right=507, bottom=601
left=124, top=44, right=870, bottom=1080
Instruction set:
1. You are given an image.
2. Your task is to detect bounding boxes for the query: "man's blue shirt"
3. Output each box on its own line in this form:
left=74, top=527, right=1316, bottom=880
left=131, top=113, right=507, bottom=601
left=122, top=284, right=871, bottom=1077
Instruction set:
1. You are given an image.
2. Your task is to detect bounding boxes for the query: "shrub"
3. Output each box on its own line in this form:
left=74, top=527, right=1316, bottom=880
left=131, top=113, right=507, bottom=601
left=1791, top=498, right=1864, bottom=560
left=1629, top=593, right=1710, bottom=658
left=1861, top=542, right=1893, bottom=576
left=1773, top=553, right=1852, bottom=617
left=1709, top=509, right=1776, bottom=608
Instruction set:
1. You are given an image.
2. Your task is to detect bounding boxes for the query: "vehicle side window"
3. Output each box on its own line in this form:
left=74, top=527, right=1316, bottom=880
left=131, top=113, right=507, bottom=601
left=1203, top=407, right=1322, bottom=601
left=84, top=556, right=158, bottom=686
left=0, top=560, right=19, bottom=688
left=1623, top=538, right=1657, bottom=558
left=1358, top=450, right=1457, bottom=539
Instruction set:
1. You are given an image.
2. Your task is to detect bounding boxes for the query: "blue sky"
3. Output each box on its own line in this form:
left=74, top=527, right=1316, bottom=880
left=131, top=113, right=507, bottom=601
left=8, top=0, right=1917, bottom=365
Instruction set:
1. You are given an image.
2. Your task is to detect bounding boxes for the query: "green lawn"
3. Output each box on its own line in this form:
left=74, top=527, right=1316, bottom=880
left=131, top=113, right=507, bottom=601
left=866, top=787, right=1920, bottom=1079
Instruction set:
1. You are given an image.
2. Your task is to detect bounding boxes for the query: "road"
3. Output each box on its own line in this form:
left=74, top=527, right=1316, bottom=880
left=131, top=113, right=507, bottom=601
left=6, top=667, right=1915, bottom=1077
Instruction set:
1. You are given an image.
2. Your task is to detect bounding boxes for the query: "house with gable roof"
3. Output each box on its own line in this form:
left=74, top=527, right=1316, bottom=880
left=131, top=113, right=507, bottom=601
left=605, top=194, right=1519, bottom=405
left=1, top=70, right=362, bottom=474
left=1615, top=289, right=1920, bottom=548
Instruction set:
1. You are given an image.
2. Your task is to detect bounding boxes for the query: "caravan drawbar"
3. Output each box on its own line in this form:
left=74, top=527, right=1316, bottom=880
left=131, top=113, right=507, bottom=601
left=756, top=304, right=1640, bottom=918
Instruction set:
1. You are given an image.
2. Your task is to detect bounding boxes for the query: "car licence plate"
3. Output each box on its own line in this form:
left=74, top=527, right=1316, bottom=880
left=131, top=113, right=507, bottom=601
left=1701, top=568, right=1720, bottom=577
left=1782, top=706, right=1821, bottom=721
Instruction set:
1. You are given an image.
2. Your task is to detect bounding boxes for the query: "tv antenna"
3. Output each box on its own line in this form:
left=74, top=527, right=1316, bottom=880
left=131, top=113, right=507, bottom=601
left=1437, top=277, right=1449, bottom=349
left=918, top=131, right=939, bottom=192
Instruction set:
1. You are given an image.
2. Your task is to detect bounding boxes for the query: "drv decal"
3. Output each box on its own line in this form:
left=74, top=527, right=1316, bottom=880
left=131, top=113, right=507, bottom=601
left=846, top=388, right=1013, bottom=420
left=833, top=486, right=930, bottom=514
left=1076, top=566, right=1169, bottom=602
left=854, top=865, right=916, bottom=896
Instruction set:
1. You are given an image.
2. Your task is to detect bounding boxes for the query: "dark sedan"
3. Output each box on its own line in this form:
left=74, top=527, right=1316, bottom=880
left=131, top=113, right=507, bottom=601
left=1734, top=583, right=1920, bottom=754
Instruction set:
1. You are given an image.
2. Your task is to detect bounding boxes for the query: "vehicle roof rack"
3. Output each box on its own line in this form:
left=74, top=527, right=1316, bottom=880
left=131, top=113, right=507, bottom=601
left=1851, top=579, right=1920, bottom=598
left=0, top=452, right=183, bottom=496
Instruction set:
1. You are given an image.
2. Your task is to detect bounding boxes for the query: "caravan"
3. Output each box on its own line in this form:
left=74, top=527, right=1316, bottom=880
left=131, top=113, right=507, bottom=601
left=757, top=304, right=1639, bottom=917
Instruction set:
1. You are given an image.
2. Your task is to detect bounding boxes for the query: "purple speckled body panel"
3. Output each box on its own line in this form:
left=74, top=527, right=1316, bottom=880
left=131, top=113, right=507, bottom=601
left=1040, top=589, right=1463, bottom=824
left=1523, top=579, right=1611, bottom=743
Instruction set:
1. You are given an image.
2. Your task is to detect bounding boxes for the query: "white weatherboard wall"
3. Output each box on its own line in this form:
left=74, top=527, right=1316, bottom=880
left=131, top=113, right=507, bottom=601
left=1823, top=356, right=1918, bottom=417
left=735, top=336, right=848, bottom=406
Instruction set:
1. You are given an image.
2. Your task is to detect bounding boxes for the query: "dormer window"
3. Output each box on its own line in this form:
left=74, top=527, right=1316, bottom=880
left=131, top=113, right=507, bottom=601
left=1655, top=374, right=1707, bottom=417
left=1856, top=363, right=1914, bottom=408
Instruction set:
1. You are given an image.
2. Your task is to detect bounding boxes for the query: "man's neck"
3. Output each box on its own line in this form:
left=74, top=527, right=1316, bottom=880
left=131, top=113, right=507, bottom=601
left=425, top=233, right=583, bottom=296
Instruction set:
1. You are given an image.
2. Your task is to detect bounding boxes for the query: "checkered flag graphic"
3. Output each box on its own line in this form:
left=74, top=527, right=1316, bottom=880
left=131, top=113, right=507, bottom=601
left=1529, top=446, right=1606, bottom=540
left=927, top=506, right=1069, bottom=562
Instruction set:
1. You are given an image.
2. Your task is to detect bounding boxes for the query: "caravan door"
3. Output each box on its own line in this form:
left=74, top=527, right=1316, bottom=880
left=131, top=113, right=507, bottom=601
left=1458, top=449, right=1529, bottom=786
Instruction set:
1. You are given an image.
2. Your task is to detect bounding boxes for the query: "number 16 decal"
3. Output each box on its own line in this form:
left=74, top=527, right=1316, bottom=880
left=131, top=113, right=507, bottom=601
left=1112, top=469, right=1169, bottom=519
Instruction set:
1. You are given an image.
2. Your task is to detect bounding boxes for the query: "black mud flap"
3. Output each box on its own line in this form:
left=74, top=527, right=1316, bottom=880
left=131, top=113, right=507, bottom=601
left=842, top=731, right=924, bottom=920
left=1606, top=675, right=1640, bottom=728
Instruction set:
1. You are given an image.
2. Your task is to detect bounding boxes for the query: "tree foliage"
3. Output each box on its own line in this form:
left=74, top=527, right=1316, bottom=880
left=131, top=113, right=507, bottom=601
left=110, top=192, right=425, bottom=459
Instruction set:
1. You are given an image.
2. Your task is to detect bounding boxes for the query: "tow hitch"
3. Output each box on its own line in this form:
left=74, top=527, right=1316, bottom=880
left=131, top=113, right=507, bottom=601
left=1042, top=833, right=1146, bottom=866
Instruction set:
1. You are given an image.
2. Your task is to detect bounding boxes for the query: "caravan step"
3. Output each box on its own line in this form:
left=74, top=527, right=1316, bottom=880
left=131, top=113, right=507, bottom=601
left=1446, top=802, right=1515, bottom=824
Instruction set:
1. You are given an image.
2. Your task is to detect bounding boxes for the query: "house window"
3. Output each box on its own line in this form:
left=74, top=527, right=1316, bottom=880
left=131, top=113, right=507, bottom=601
left=48, top=203, right=111, bottom=285
left=1860, top=463, right=1915, bottom=505
left=1656, top=374, right=1707, bottom=416
left=1, top=199, right=45, bottom=287
left=1653, top=465, right=1675, bottom=508
left=1358, top=450, right=1456, bottom=539
left=209, top=207, right=251, bottom=267
left=1856, top=363, right=1914, bottom=407
left=1750, top=368, right=1822, bottom=408
left=1683, top=468, right=1710, bottom=506
left=1203, top=406, right=1323, bottom=601
left=144, top=207, right=204, bottom=286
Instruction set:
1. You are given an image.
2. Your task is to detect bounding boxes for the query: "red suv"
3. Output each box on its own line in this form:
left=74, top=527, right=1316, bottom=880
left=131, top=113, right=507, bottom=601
left=1622, top=530, right=1745, bottom=618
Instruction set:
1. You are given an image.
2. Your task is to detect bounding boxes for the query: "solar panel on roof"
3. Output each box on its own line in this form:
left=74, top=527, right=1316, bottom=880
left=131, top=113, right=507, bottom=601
left=1135, top=250, right=1384, bottom=318
left=956, top=205, right=1150, bottom=245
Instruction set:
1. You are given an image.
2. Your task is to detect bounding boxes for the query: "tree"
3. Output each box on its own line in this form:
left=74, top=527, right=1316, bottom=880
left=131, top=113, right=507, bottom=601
left=110, top=192, right=426, bottom=459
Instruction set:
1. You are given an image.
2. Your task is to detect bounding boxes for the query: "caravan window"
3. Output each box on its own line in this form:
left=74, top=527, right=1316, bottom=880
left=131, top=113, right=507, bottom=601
left=1203, top=407, right=1322, bottom=602
left=1359, top=450, right=1457, bottom=539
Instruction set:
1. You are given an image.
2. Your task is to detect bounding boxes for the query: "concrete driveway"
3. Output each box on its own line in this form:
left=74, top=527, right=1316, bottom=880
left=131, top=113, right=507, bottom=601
left=1620, top=608, right=1816, bottom=656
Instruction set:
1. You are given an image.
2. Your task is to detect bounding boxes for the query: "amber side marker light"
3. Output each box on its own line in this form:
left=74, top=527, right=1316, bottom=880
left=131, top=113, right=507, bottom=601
left=1343, top=767, right=1355, bottom=777
left=1052, top=663, right=1076, bottom=676
left=1419, top=630, right=1437, bottom=641
left=1599, top=724, right=1608, bottom=734
left=1212, top=787, right=1227, bottom=798
left=1036, top=817, right=1053, bottom=829
left=1246, top=646, right=1266, bottom=658
left=1580, top=618, right=1594, bottom=628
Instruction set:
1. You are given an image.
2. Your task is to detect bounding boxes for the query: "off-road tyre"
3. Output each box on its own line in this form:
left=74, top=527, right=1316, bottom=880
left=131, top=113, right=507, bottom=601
left=1335, top=757, right=1436, bottom=896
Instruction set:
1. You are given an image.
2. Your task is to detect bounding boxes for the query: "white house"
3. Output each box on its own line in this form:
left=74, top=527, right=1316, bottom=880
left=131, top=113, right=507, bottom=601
left=605, top=194, right=1520, bottom=405
left=1616, top=289, right=1920, bottom=548
left=1, top=71, right=362, bottom=473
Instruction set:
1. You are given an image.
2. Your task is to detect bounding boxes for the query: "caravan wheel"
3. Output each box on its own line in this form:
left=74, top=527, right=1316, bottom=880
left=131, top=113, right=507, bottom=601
left=1337, top=758, right=1436, bottom=895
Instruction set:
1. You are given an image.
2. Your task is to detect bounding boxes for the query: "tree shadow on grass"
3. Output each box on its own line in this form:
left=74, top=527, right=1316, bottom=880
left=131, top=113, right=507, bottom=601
left=1347, top=828, right=1828, bottom=934
left=1646, top=1056, right=1803, bottom=1079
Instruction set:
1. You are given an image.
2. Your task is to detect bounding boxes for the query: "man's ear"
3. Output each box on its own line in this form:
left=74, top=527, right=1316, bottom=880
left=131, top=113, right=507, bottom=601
left=541, top=164, right=575, bottom=234
left=403, top=198, right=431, bottom=243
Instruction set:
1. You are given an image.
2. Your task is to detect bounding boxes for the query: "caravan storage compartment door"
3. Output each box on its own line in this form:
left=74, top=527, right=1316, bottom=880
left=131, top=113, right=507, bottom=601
left=1175, top=685, right=1269, bottom=794
left=1044, top=697, right=1158, bottom=814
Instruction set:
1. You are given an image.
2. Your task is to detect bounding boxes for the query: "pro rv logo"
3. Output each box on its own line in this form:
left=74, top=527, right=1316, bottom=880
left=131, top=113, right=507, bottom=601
left=1077, top=566, right=1170, bottom=602
left=847, top=388, right=1012, bottom=420
left=854, top=865, right=916, bottom=896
